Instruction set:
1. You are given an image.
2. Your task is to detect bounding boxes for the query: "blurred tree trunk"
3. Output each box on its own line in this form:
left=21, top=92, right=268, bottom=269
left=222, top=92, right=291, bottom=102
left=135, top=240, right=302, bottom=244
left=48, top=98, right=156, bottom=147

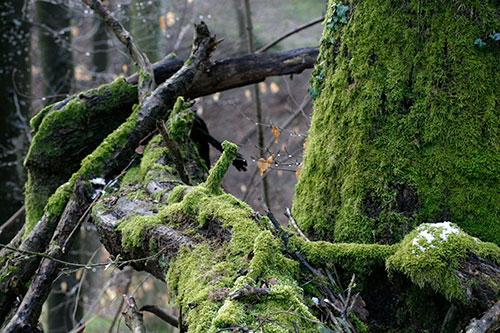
left=130, top=0, right=162, bottom=64
left=35, top=1, right=80, bottom=331
left=232, top=0, right=247, bottom=54
left=0, top=0, right=31, bottom=243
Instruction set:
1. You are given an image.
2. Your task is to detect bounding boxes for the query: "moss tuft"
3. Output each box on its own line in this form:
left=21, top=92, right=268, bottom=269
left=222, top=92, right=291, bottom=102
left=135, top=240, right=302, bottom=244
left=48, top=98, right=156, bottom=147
left=386, top=222, right=500, bottom=303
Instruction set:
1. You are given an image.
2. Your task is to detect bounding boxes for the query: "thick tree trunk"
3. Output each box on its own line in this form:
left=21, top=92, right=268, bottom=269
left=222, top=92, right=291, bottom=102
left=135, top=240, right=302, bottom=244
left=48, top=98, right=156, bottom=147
left=293, top=0, right=500, bottom=246
left=292, top=0, right=500, bottom=331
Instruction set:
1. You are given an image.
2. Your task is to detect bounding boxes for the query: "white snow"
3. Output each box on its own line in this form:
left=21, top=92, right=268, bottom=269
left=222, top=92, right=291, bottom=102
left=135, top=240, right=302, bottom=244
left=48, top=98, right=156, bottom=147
left=90, top=177, right=106, bottom=186
left=412, top=221, right=462, bottom=253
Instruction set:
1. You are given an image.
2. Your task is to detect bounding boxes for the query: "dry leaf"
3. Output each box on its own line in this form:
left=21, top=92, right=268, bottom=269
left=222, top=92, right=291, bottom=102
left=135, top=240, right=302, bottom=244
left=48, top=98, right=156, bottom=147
left=122, top=64, right=128, bottom=73
left=303, top=137, right=309, bottom=151
left=135, top=145, right=145, bottom=155
left=60, top=281, right=68, bottom=293
left=76, top=270, right=83, bottom=280
left=71, top=26, right=79, bottom=37
left=296, top=163, right=303, bottom=181
left=270, top=81, right=279, bottom=94
left=159, top=15, right=166, bottom=33
left=272, top=125, right=280, bottom=144
left=267, top=154, right=274, bottom=166
left=257, top=158, right=268, bottom=176
left=268, top=277, right=278, bottom=285
left=258, top=82, right=267, bottom=94
left=75, top=65, right=91, bottom=81
left=244, top=89, right=252, bottom=102
left=166, top=12, right=175, bottom=27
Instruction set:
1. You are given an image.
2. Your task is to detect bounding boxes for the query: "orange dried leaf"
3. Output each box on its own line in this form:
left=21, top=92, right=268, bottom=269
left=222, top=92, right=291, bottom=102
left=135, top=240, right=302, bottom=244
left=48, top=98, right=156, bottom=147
left=272, top=125, right=280, bottom=144
left=303, top=137, right=309, bottom=151
left=296, top=163, right=303, bottom=181
left=257, top=158, right=268, bottom=176
left=267, top=155, right=274, bottom=166
left=166, top=12, right=175, bottom=27
left=159, top=15, right=166, bottom=33
left=122, top=64, right=128, bottom=73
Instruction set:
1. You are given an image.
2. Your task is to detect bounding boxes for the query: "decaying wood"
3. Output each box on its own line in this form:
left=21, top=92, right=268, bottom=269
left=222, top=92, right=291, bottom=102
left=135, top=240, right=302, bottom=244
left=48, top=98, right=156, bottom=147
left=465, top=301, right=500, bottom=333
left=0, top=22, right=219, bottom=330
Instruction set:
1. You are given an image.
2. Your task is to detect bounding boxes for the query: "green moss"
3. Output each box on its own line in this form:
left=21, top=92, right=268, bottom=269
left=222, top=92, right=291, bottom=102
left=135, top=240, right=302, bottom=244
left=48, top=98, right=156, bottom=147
left=203, top=141, right=238, bottom=195
left=30, top=103, right=55, bottom=134
left=24, top=77, right=138, bottom=234
left=167, top=96, right=195, bottom=141
left=293, top=0, right=500, bottom=245
left=386, top=222, right=500, bottom=303
left=295, top=236, right=397, bottom=278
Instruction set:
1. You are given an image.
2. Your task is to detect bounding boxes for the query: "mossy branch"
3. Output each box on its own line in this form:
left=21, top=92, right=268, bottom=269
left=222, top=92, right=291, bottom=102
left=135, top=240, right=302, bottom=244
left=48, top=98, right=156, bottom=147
left=157, top=120, right=190, bottom=185
left=203, top=141, right=238, bottom=194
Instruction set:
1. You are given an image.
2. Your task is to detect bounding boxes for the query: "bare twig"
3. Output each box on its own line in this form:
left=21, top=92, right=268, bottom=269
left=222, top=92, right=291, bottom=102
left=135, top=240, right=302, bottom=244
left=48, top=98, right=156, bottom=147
left=140, top=305, right=186, bottom=331
left=0, top=205, right=25, bottom=236
left=81, top=0, right=154, bottom=101
left=256, top=16, right=325, bottom=54
left=285, top=207, right=310, bottom=242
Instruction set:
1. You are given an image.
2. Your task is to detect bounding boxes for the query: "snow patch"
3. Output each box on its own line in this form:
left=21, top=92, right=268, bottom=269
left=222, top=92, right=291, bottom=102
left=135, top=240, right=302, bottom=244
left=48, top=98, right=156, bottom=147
left=412, top=221, right=462, bottom=253
left=90, top=177, right=106, bottom=186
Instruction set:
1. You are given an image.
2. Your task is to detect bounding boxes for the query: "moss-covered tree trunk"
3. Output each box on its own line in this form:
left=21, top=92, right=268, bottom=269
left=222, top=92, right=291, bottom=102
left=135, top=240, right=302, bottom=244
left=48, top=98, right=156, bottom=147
left=293, top=0, right=500, bottom=246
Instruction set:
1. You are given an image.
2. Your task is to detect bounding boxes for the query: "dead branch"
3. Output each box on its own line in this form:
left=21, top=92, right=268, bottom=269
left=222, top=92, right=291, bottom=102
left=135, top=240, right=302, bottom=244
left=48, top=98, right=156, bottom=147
left=123, top=295, right=146, bottom=333
left=0, top=22, right=218, bottom=328
left=464, top=300, right=500, bottom=333
left=140, top=305, right=184, bottom=331
left=256, top=16, right=325, bottom=54
left=81, top=0, right=154, bottom=100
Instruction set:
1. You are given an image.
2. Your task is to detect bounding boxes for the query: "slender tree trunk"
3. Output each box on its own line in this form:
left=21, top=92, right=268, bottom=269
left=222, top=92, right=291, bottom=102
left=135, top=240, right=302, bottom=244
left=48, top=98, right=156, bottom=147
left=35, top=1, right=81, bottom=331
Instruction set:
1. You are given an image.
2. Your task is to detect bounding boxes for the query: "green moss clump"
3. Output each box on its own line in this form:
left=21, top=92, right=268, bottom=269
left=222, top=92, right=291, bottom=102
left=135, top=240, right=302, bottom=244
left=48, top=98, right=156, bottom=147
left=386, top=222, right=500, bottom=303
left=167, top=96, right=195, bottom=141
left=203, top=141, right=238, bottom=195
left=293, top=0, right=500, bottom=245
left=295, top=237, right=397, bottom=280
left=24, top=77, right=138, bottom=234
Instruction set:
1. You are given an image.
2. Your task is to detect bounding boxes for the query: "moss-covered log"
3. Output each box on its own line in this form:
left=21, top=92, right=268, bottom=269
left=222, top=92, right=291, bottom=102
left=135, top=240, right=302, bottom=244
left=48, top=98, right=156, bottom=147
left=23, top=47, right=318, bottom=235
left=92, top=107, right=320, bottom=332
left=293, top=0, right=500, bottom=246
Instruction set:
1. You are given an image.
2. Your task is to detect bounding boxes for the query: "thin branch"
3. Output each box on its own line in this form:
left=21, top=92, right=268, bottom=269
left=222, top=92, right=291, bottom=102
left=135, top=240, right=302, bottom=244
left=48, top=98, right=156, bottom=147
left=0, top=205, right=25, bottom=236
left=81, top=0, right=154, bottom=101
left=256, top=16, right=325, bottom=54
left=140, top=305, right=186, bottom=331
left=285, top=207, right=310, bottom=242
